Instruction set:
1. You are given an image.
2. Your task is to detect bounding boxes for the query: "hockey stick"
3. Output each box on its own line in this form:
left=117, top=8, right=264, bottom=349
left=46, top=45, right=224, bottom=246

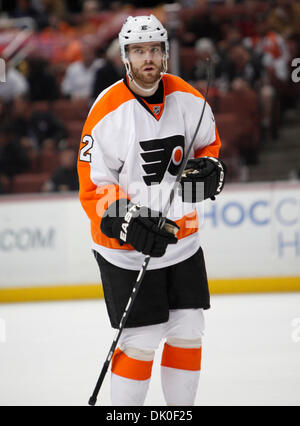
left=88, top=60, right=211, bottom=406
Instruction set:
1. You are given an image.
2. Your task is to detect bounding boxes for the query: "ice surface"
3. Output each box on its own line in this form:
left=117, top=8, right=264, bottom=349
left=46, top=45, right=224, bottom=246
left=0, top=293, right=300, bottom=406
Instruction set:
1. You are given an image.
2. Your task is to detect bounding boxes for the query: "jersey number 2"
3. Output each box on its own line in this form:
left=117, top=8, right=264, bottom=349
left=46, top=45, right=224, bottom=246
left=80, top=135, right=94, bottom=162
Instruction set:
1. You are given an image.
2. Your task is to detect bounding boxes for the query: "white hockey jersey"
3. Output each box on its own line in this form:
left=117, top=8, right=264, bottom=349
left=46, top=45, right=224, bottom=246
left=78, top=74, right=221, bottom=270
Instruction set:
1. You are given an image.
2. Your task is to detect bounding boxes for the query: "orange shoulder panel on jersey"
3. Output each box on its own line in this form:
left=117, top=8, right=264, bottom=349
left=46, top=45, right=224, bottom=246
left=163, top=74, right=205, bottom=100
left=77, top=81, right=134, bottom=250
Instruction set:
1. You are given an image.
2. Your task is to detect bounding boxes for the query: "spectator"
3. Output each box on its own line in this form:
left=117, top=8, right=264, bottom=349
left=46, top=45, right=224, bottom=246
left=0, top=65, right=28, bottom=104
left=92, top=39, right=124, bottom=100
left=10, top=97, right=68, bottom=150
left=0, top=122, right=30, bottom=179
left=267, top=0, right=300, bottom=41
left=9, top=97, right=33, bottom=147
left=244, top=16, right=294, bottom=135
left=223, top=42, right=275, bottom=142
left=11, top=0, right=39, bottom=19
left=218, top=24, right=243, bottom=52
left=223, top=44, right=262, bottom=89
left=180, top=2, right=222, bottom=47
left=188, top=38, right=223, bottom=85
left=26, top=56, right=59, bottom=102
left=61, top=43, right=104, bottom=100
left=42, top=148, right=79, bottom=192
left=243, top=17, right=290, bottom=82
left=30, top=105, right=68, bottom=149
left=82, top=0, right=100, bottom=19
left=12, top=0, right=52, bottom=29
left=41, top=0, right=66, bottom=20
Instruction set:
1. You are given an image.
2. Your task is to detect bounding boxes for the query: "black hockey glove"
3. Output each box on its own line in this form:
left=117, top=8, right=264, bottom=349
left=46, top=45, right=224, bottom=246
left=101, top=199, right=179, bottom=257
left=179, top=157, right=226, bottom=203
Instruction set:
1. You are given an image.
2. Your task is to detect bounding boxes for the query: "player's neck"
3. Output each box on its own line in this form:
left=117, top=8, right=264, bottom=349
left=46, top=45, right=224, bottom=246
left=129, top=78, right=160, bottom=97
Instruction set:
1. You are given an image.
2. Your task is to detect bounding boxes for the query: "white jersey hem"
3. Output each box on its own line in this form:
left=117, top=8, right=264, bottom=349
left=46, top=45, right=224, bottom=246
left=92, top=232, right=201, bottom=271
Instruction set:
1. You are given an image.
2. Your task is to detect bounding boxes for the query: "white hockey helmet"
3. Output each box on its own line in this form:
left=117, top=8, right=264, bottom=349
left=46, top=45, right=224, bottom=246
left=119, top=14, right=169, bottom=63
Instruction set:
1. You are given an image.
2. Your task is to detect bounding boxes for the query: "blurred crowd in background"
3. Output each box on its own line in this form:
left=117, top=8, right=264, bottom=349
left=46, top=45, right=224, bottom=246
left=0, top=0, right=299, bottom=195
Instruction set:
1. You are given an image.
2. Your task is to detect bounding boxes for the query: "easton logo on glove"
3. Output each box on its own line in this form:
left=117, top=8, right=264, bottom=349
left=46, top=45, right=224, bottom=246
left=180, top=157, right=226, bottom=203
left=101, top=199, right=179, bottom=257
left=119, top=203, right=140, bottom=242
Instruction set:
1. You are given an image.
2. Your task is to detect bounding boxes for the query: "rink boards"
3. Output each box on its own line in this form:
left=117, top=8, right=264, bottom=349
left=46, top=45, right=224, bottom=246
left=0, top=182, right=299, bottom=302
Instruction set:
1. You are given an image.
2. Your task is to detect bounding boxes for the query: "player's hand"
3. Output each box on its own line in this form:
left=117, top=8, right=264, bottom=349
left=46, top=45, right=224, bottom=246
left=180, top=157, right=226, bottom=202
left=101, top=200, right=179, bottom=257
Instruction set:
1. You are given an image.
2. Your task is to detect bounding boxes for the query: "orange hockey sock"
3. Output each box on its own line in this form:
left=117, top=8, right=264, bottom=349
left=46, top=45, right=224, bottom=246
left=161, top=342, right=202, bottom=371
left=111, top=347, right=154, bottom=380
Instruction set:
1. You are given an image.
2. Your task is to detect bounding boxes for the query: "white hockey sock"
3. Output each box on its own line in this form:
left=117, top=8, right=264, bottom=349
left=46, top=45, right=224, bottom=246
left=111, top=373, right=151, bottom=406
left=161, top=367, right=200, bottom=406
left=161, top=340, right=202, bottom=406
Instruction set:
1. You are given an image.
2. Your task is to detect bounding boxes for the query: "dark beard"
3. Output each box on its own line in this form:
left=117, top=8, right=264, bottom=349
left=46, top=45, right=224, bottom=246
left=131, top=63, right=163, bottom=86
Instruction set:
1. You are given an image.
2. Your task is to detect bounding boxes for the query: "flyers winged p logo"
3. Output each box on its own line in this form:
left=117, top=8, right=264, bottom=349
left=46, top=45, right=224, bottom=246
left=139, top=135, right=185, bottom=186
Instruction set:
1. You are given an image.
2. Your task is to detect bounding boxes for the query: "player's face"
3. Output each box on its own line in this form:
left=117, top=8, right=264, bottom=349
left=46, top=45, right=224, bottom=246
left=127, top=42, right=164, bottom=87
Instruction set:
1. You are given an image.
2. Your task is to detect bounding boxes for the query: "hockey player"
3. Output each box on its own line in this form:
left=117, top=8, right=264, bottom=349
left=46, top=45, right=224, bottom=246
left=78, top=15, right=226, bottom=406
